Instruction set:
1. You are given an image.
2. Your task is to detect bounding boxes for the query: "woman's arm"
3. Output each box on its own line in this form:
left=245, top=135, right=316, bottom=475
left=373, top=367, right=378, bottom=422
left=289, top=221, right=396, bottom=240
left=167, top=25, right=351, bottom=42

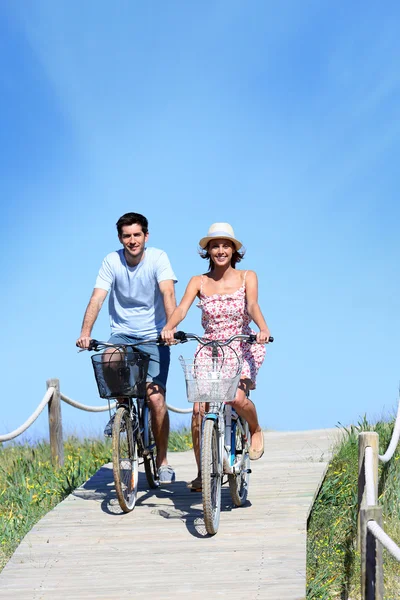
left=161, top=276, right=201, bottom=343
left=245, top=271, right=271, bottom=344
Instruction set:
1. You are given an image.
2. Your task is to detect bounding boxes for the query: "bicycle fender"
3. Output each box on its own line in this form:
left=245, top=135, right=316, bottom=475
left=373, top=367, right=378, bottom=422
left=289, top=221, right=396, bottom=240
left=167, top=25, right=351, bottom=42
left=204, top=413, right=218, bottom=422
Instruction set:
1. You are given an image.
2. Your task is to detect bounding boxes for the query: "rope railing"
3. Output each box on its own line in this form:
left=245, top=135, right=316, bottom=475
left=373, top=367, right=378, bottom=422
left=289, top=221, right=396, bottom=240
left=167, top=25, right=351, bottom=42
left=378, top=397, right=400, bottom=463
left=0, top=379, right=192, bottom=460
left=60, top=393, right=191, bottom=415
left=367, top=520, right=400, bottom=562
left=358, top=398, right=400, bottom=599
left=60, top=393, right=116, bottom=413
left=0, top=387, right=55, bottom=443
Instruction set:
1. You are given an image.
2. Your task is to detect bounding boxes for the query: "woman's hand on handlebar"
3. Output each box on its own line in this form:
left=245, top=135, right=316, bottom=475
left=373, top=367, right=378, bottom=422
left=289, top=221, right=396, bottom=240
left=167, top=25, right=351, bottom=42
left=76, top=335, right=92, bottom=349
left=160, top=328, right=177, bottom=346
left=256, top=329, right=272, bottom=344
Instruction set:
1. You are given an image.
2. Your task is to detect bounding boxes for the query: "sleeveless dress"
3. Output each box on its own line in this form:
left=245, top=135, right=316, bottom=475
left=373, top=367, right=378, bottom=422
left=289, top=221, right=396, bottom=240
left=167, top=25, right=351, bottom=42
left=197, top=272, right=266, bottom=388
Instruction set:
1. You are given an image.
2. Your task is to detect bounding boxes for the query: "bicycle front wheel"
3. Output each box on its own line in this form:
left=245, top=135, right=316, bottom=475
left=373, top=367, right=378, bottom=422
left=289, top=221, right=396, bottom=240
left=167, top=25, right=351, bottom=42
left=228, top=418, right=250, bottom=506
left=142, top=404, right=159, bottom=489
left=112, top=406, right=138, bottom=512
left=201, top=418, right=222, bottom=535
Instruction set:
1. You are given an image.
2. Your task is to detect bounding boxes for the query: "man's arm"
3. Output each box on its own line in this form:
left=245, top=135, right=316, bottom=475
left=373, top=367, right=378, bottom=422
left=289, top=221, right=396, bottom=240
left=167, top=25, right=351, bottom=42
left=76, top=288, right=108, bottom=348
left=158, top=279, right=177, bottom=322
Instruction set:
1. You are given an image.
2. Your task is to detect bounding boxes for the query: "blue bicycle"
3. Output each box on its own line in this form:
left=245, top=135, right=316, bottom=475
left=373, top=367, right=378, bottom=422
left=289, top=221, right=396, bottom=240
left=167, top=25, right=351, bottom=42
left=177, top=331, right=273, bottom=535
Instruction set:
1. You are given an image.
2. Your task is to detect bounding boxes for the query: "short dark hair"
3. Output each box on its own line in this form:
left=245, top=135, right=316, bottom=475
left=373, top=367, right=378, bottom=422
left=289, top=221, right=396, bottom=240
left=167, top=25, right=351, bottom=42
left=200, top=241, right=245, bottom=271
left=116, top=212, right=148, bottom=236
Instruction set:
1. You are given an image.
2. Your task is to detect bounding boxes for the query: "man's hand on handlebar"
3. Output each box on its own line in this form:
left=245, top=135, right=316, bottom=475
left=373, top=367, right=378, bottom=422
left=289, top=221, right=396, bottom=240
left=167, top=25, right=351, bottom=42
left=76, top=335, right=92, bottom=350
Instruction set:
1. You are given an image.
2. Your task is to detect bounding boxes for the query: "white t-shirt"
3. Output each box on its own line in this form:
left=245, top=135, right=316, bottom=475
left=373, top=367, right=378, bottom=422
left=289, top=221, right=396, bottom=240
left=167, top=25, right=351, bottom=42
left=95, top=247, right=177, bottom=339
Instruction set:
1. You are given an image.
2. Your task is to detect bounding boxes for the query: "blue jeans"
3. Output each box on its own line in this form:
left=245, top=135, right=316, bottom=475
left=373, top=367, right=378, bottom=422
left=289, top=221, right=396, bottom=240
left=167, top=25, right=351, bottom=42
left=107, top=334, right=170, bottom=391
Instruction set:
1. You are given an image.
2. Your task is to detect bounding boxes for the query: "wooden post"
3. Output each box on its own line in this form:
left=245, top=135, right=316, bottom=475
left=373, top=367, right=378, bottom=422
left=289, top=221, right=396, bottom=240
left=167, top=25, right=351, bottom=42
left=360, top=506, right=384, bottom=600
left=358, top=432, right=379, bottom=543
left=47, top=379, right=64, bottom=467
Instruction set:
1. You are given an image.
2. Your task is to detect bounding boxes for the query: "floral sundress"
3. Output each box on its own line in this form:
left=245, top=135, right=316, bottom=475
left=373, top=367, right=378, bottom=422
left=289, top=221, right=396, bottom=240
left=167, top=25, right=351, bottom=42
left=197, top=271, right=266, bottom=388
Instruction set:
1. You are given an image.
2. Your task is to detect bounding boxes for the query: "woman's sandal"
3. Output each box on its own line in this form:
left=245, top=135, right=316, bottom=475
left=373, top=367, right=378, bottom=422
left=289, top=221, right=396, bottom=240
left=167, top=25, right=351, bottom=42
left=249, top=431, right=264, bottom=461
left=187, top=475, right=202, bottom=492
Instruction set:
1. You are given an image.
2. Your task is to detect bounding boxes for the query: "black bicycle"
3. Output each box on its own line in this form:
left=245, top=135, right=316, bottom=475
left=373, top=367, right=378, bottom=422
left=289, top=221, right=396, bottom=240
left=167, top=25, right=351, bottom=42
left=87, top=339, right=160, bottom=512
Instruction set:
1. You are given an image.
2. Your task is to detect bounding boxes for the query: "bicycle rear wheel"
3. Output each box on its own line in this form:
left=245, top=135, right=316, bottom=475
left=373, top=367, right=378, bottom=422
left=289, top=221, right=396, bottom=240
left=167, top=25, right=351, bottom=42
left=112, top=406, right=138, bottom=512
left=228, top=418, right=250, bottom=506
left=142, top=403, right=159, bottom=488
left=201, top=418, right=221, bottom=535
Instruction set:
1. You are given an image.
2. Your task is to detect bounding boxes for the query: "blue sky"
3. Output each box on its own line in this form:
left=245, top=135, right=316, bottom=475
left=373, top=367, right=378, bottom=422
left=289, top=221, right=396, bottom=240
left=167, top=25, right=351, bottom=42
left=1, top=1, right=399, bottom=442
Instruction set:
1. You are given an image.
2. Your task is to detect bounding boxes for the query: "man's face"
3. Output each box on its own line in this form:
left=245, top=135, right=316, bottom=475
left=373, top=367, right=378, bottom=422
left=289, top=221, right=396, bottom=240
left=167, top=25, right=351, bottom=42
left=119, top=223, right=149, bottom=262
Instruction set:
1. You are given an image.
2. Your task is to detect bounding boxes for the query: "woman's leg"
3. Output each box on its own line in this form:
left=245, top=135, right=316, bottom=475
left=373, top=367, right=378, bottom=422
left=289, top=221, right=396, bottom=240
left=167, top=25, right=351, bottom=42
left=191, top=402, right=203, bottom=478
left=189, top=402, right=208, bottom=488
left=226, top=379, right=264, bottom=459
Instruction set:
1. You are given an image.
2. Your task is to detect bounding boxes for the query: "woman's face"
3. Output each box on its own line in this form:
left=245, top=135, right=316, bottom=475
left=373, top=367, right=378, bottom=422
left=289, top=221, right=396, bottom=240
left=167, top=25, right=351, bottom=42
left=208, top=238, right=235, bottom=267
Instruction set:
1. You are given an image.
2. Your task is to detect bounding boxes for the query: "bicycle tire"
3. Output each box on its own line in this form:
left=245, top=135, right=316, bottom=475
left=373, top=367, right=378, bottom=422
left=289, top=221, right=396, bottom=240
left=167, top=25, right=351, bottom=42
left=142, top=404, right=159, bottom=489
left=112, top=406, right=138, bottom=512
left=201, top=418, right=221, bottom=535
left=228, top=418, right=250, bottom=506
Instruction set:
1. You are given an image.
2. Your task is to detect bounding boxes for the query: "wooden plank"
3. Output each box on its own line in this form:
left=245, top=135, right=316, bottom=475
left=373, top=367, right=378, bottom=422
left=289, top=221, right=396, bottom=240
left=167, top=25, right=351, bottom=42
left=0, top=428, right=339, bottom=600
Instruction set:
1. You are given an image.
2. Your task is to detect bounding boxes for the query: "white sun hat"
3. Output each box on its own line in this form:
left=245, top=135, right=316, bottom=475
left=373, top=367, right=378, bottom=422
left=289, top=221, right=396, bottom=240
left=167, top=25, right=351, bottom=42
left=199, top=223, right=242, bottom=251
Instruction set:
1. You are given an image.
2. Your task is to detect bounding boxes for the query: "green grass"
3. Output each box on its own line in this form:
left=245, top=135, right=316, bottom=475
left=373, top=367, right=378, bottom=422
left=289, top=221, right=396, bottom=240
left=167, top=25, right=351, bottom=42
left=307, top=416, right=400, bottom=599
left=0, top=429, right=193, bottom=571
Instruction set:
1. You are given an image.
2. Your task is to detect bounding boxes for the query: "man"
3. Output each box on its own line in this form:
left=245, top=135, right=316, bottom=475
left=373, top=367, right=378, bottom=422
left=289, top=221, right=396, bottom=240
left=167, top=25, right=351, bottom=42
left=76, top=212, right=177, bottom=484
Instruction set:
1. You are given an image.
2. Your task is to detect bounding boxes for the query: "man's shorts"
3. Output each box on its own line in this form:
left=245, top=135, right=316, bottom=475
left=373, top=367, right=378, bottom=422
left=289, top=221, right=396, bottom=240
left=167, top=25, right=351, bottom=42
left=107, top=333, right=170, bottom=392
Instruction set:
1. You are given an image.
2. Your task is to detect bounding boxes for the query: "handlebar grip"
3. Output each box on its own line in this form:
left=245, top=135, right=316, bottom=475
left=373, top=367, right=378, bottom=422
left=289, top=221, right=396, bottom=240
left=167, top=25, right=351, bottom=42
left=174, top=331, right=187, bottom=342
left=157, top=331, right=187, bottom=344
left=248, top=334, right=274, bottom=344
left=88, top=339, right=98, bottom=351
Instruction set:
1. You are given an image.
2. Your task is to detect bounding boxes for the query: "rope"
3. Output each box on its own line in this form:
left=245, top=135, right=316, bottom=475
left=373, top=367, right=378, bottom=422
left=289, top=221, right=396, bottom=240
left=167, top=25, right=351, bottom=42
left=0, top=387, right=193, bottom=443
left=378, top=397, right=400, bottom=463
left=60, top=393, right=116, bottom=412
left=364, top=446, right=376, bottom=506
left=166, top=403, right=192, bottom=414
left=367, top=520, right=400, bottom=562
left=0, top=387, right=55, bottom=442
left=61, top=393, right=191, bottom=414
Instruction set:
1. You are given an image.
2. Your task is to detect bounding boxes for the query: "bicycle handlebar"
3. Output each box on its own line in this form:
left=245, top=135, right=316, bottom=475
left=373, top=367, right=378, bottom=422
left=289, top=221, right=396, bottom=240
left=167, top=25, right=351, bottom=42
left=81, top=332, right=273, bottom=352
left=173, top=331, right=274, bottom=346
left=85, top=337, right=163, bottom=352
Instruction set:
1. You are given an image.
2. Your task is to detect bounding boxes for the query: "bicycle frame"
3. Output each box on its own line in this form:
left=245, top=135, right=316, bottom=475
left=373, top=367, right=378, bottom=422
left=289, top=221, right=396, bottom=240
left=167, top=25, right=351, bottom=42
left=202, top=398, right=249, bottom=477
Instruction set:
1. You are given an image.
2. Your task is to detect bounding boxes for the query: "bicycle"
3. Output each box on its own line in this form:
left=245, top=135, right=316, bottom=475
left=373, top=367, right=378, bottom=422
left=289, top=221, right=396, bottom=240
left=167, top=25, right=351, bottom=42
left=85, top=338, right=161, bottom=512
left=176, top=331, right=273, bottom=535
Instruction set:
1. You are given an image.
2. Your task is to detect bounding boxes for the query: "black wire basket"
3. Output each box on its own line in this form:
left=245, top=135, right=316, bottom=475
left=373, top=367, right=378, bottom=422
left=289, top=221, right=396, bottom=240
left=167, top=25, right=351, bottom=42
left=91, top=350, right=150, bottom=399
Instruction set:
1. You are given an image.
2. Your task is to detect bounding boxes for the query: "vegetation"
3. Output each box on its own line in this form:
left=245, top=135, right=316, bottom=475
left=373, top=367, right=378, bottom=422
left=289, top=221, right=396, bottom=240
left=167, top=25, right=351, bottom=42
left=0, top=429, right=193, bottom=571
left=307, top=416, right=400, bottom=599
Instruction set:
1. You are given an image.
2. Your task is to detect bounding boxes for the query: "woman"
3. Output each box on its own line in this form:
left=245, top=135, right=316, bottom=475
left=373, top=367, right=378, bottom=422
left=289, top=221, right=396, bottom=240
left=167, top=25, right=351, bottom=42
left=161, top=222, right=271, bottom=491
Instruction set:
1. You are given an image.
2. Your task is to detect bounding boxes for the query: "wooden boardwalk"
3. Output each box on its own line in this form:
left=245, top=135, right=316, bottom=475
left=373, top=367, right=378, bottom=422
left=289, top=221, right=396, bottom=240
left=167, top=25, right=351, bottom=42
left=0, top=429, right=339, bottom=600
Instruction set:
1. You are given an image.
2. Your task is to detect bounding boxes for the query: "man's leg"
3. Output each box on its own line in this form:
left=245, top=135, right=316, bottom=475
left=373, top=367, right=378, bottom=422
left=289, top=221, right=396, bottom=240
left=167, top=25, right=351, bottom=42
left=140, top=343, right=175, bottom=483
left=146, top=382, right=169, bottom=468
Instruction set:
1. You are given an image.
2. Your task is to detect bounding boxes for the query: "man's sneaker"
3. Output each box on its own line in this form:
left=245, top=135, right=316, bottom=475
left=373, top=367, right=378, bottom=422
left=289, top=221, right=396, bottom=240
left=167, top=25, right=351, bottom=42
left=104, top=414, right=116, bottom=437
left=157, top=465, right=176, bottom=485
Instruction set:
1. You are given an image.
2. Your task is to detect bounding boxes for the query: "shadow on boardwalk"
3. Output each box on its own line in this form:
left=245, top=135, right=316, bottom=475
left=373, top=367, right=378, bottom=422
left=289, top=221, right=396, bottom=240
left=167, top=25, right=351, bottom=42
left=73, top=465, right=252, bottom=538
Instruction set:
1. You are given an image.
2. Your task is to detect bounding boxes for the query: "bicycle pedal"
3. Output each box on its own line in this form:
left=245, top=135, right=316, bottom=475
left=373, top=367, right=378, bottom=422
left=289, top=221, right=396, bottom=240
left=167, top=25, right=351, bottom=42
left=245, top=469, right=252, bottom=474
